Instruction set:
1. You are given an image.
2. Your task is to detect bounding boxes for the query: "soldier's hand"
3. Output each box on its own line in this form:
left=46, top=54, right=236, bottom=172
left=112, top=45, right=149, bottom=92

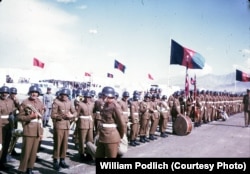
left=30, top=111, right=38, bottom=119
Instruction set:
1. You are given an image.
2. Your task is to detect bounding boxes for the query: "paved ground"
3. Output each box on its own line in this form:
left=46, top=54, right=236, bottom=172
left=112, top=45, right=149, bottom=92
left=1, top=112, right=250, bottom=174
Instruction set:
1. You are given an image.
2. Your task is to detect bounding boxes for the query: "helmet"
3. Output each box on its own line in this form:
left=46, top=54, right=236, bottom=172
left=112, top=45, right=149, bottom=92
left=84, top=91, right=92, bottom=98
left=149, top=87, right=155, bottom=93
left=115, top=92, right=119, bottom=98
left=161, top=95, right=167, bottom=100
left=98, top=92, right=103, bottom=98
left=10, top=87, right=17, bottom=94
left=102, top=86, right=115, bottom=98
left=144, top=93, right=152, bottom=99
left=90, top=90, right=96, bottom=97
left=133, top=94, right=140, bottom=101
left=28, top=85, right=40, bottom=95
left=122, top=91, right=130, bottom=98
left=60, top=88, right=71, bottom=96
left=0, top=86, right=10, bottom=93
left=133, top=90, right=139, bottom=95
left=76, top=89, right=83, bottom=97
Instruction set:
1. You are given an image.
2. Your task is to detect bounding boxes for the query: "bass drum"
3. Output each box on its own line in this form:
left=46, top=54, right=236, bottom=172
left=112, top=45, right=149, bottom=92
left=173, top=114, right=193, bottom=136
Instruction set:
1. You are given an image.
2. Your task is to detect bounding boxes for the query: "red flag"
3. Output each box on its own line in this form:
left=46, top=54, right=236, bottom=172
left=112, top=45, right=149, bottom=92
left=185, top=73, right=189, bottom=97
left=107, top=73, right=114, bottom=78
left=33, top=57, right=44, bottom=68
left=148, top=73, right=154, bottom=80
left=84, top=72, right=91, bottom=77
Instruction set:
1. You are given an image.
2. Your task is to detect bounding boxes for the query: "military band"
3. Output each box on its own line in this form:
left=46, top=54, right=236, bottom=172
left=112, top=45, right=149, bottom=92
left=0, top=84, right=248, bottom=173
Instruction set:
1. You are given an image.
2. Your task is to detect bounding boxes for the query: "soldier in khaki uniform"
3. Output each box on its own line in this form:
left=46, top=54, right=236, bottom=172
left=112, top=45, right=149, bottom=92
left=95, top=86, right=126, bottom=158
left=129, top=92, right=140, bottom=146
left=17, top=86, right=44, bottom=174
left=51, top=88, right=77, bottom=171
left=139, top=93, right=152, bottom=143
left=158, top=95, right=169, bottom=137
left=117, top=91, right=130, bottom=136
left=77, top=91, right=94, bottom=161
left=148, top=94, right=160, bottom=140
left=93, top=92, right=105, bottom=137
left=0, top=86, right=15, bottom=171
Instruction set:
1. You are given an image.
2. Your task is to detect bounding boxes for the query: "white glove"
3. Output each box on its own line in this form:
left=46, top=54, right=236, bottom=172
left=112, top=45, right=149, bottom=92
left=0, top=144, right=2, bottom=151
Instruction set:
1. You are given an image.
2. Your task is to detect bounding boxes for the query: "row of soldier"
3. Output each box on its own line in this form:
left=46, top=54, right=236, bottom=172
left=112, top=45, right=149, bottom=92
left=0, top=85, right=245, bottom=174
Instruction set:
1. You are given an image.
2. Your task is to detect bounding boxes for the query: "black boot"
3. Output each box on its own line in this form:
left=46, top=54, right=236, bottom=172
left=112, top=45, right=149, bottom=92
left=129, top=140, right=136, bottom=146
left=46, top=120, right=51, bottom=127
left=143, top=136, right=150, bottom=142
left=53, top=159, right=60, bottom=171
left=26, top=168, right=34, bottom=174
left=59, top=158, right=69, bottom=168
left=139, top=136, right=145, bottom=143
left=149, top=134, right=155, bottom=140
left=160, top=132, right=168, bottom=138
left=134, top=140, right=140, bottom=146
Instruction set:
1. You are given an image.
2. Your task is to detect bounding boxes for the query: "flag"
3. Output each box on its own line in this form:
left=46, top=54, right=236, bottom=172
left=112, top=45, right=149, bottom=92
left=185, top=73, right=189, bottom=97
left=114, top=59, right=126, bottom=73
left=236, top=69, right=250, bottom=82
left=33, top=57, right=45, bottom=68
left=107, top=73, right=114, bottom=78
left=190, top=76, right=196, bottom=85
left=170, top=39, right=205, bottom=69
left=84, top=72, right=91, bottom=77
left=148, top=73, right=154, bottom=80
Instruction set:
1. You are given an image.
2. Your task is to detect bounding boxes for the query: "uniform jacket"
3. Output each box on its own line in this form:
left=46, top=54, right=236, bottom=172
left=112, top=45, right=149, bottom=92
left=17, top=97, right=44, bottom=137
left=51, top=98, right=77, bottom=129
left=0, top=97, right=15, bottom=126
left=98, top=101, right=125, bottom=144
left=130, top=100, right=140, bottom=123
left=117, top=99, right=129, bottom=123
left=77, top=101, right=94, bottom=129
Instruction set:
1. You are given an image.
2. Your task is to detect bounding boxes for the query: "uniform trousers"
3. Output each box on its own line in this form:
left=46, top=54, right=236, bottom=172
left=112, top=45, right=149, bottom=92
left=0, top=123, right=12, bottom=163
left=129, top=123, right=139, bottom=140
left=53, top=129, right=69, bottom=159
left=95, top=142, right=119, bottom=158
left=18, top=136, right=40, bottom=172
left=149, top=113, right=159, bottom=135
left=159, top=112, right=168, bottom=133
left=78, top=128, right=93, bottom=155
left=139, top=117, right=150, bottom=136
left=244, top=111, right=250, bottom=127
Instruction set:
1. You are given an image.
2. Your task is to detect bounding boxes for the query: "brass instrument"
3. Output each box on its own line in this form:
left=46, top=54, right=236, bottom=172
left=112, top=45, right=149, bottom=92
left=8, top=129, right=23, bottom=154
left=24, top=104, right=42, bottom=118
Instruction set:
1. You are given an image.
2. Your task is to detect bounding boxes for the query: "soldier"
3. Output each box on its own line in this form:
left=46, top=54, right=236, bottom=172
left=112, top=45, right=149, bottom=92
left=168, top=91, right=181, bottom=134
left=51, top=88, right=77, bottom=171
left=77, top=91, right=94, bottom=162
left=148, top=94, right=160, bottom=140
left=95, top=86, right=126, bottom=158
left=17, top=85, right=44, bottom=174
left=243, top=89, right=250, bottom=127
left=93, top=92, right=105, bottom=137
left=0, top=86, right=16, bottom=171
left=138, top=93, right=152, bottom=143
left=8, top=87, right=21, bottom=157
left=129, top=92, right=140, bottom=146
left=117, top=91, right=130, bottom=137
left=42, top=87, right=54, bottom=128
left=158, top=95, right=169, bottom=137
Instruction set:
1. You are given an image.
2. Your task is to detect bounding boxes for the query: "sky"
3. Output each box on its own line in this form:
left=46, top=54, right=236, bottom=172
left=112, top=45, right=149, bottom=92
left=0, top=0, right=250, bottom=87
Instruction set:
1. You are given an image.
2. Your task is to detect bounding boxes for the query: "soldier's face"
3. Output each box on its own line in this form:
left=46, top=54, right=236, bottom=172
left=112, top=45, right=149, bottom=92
left=1, top=92, right=9, bottom=99
left=30, top=92, right=39, bottom=100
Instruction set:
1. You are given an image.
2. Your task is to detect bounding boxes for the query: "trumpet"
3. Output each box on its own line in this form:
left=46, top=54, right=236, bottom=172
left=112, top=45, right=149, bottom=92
left=24, top=104, right=42, bottom=118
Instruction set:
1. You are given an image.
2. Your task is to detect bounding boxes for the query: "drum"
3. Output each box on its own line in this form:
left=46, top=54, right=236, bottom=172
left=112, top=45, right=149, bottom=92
left=173, top=114, right=193, bottom=136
